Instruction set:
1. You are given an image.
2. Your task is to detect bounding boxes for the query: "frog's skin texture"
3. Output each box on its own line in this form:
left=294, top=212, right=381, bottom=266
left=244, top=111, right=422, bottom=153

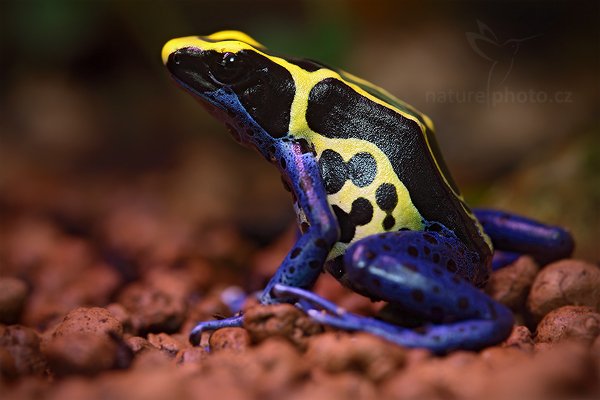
left=162, top=31, right=574, bottom=353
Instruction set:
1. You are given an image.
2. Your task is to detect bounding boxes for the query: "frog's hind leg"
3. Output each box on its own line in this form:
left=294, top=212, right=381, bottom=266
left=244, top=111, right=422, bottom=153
left=474, top=209, right=574, bottom=268
left=276, top=231, right=514, bottom=353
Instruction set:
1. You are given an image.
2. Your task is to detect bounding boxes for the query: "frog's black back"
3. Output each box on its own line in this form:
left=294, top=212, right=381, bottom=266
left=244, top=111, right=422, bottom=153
left=306, top=77, right=491, bottom=266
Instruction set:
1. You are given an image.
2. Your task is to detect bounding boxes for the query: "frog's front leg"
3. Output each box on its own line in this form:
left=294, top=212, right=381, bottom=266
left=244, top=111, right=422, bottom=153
left=474, top=209, right=574, bottom=268
left=277, top=230, right=514, bottom=353
left=190, top=139, right=338, bottom=345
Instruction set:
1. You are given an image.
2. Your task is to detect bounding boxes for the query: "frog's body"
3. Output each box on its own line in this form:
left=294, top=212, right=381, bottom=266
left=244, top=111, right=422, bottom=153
left=162, top=31, right=574, bottom=353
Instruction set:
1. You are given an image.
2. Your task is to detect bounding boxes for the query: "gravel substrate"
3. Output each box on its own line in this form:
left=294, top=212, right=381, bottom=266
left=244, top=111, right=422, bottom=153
left=1, top=190, right=599, bottom=400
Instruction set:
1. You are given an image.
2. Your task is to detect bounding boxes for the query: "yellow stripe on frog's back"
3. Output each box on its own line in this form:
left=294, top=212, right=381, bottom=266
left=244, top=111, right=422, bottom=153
left=310, top=136, right=424, bottom=259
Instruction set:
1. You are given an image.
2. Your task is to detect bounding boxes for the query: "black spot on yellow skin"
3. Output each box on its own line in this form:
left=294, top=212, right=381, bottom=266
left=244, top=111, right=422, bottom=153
left=347, top=152, right=377, bottom=187
left=319, top=150, right=346, bottom=194
left=315, top=238, right=327, bottom=248
left=309, top=260, right=320, bottom=269
left=332, top=199, right=374, bottom=244
left=290, top=248, right=301, bottom=259
left=383, top=215, right=395, bottom=230
left=350, top=198, right=373, bottom=225
left=332, top=205, right=355, bottom=243
left=375, top=183, right=398, bottom=211
left=432, top=254, right=440, bottom=263
left=458, top=297, right=469, bottom=310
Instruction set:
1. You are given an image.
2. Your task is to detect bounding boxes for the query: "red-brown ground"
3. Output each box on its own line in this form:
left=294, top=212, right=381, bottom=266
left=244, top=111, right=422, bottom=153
left=0, top=163, right=599, bottom=400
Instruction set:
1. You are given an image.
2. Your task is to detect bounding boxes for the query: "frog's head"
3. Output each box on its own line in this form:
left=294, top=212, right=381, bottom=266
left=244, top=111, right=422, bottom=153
left=162, top=31, right=296, bottom=141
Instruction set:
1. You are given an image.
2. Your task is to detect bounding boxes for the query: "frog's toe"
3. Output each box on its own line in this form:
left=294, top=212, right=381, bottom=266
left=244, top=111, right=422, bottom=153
left=272, top=283, right=343, bottom=315
left=189, top=315, right=244, bottom=346
left=474, top=208, right=575, bottom=265
left=491, top=250, right=520, bottom=270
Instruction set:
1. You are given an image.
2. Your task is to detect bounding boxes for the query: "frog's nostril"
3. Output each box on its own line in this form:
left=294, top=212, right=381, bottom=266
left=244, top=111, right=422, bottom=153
left=172, top=53, right=181, bottom=65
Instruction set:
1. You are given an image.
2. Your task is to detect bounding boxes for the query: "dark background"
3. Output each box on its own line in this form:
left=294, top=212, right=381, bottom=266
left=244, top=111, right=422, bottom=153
left=0, top=0, right=598, bottom=260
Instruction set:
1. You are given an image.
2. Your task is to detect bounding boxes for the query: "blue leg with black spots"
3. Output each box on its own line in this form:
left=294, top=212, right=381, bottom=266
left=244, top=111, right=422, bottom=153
left=275, top=230, right=514, bottom=353
left=189, top=139, right=340, bottom=346
left=474, top=208, right=574, bottom=267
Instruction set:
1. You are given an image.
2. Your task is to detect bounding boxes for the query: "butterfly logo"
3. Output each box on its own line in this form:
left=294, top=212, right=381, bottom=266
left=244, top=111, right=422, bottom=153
left=466, top=20, right=540, bottom=93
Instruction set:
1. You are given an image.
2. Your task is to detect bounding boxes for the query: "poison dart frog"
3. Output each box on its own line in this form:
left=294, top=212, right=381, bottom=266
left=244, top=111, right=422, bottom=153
left=162, top=31, right=574, bottom=353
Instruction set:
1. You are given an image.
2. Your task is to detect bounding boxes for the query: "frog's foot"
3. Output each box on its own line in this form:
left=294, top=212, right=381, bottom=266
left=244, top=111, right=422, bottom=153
left=474, top=208, right=574, bottom=267
left=274, top=281, right=512, bottom=354
left=189, top=315, right=244, bottom=346
left=284, top=231, right=513, bottom=353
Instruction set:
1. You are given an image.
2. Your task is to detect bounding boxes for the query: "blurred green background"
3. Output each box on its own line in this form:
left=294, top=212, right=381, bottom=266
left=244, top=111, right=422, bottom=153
left=0, top=0, right=598, bottom=260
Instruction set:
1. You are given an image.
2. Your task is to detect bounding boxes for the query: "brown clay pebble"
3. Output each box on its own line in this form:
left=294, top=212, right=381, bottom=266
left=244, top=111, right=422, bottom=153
left=126, top=336, right=154, bottom=354
left=305, top=332, right=406, bottom=381
left=535, top=305, right=600, bottom=346
left=0, top=277, right=28, bottom=324
left=483, top=341, right=597, bottom=400
left=175, top=346, right=208, bottom=365
left=130, top=347, right=173, bottom=371
left=53, top=307, right=123, bottom=339
left=0, top=325, right=47, bottom=376
left=117, top=282, right=186, bottom=335
left=208, top=327, right=251, bottom=353
left=486, top=256, right=539, bottom=309
left=44, top=332, right=118, bottom=376
left=251, top=339, right=307, bottom=398
left=528, top=259, right=600, bottom=322
left=502, top=325, right=535, bottom=352
left=243, top=303, right=322, bottom=349
left=105, top=303, right=133, bottom=333
left=0, top=346, right=18, bottom=380
left=147, top=332, right=186, bottom=356
left=480, top=346, right=530, bottom=370
left=382, top=349, right=488, bottom=400
left=2, top=125, right=599, bottom=400
left=292, top=371, right=377, bottom=400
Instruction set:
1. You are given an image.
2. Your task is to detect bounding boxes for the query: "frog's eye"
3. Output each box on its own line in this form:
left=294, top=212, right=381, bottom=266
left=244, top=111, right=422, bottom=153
left=210, top=52, right=245, bottom=84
